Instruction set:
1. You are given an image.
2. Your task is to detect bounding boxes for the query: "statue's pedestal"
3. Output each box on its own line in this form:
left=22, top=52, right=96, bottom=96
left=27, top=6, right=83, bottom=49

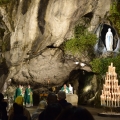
left=66, top=94, right=78, bottom=106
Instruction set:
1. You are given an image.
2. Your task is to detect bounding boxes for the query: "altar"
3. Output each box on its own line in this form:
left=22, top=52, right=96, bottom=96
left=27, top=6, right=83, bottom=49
left=66, top=94, right=78, bottom=106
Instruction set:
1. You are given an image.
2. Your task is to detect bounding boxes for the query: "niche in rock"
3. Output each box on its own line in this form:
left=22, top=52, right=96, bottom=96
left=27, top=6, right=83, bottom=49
left=101, top=24, right=117, bottom=51
left=95, top=23, right=119, bottom=55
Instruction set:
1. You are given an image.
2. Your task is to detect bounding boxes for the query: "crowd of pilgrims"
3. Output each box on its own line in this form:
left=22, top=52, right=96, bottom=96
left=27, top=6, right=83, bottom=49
left=0, top=83, right=95, bottom=120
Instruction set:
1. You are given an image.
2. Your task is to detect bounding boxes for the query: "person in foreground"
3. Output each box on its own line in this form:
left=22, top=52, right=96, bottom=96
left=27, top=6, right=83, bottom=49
left=8, top=96, right=31, bottom=120
left=38, top=92, right=60, bottom=120
left=0, top=93, right=8, bottom=120
left=32, top=100, right=47, bottom=120
left=56, top=106, right=95, bottom=120
left=57, top=91, right=72, bottom=109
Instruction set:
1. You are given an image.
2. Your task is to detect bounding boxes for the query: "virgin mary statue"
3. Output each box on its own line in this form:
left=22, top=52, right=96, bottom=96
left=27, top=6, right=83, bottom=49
left=105, top=28, right=113, bottom=51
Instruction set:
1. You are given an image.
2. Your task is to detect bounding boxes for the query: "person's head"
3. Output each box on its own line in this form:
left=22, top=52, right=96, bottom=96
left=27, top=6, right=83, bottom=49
left=58, top=91, right=66, bottom=100
left=38, top=100, right=47, bottom=110
left=69, top=84, right=71, bottom=87
left=28, top=84, right=30, bottom=88
left=52, top=87, right=56, bottom=92
left=63, top=84, right=67, bottom=89
left=0, top=93, right=4, bottom=102
left=56, top=106, right=95, bottom=120
left=15, top=96, right=24, bottom=106
left=47, top=92, right=57, bottom=105
left=18, top=84, right=21, bottom=88
left=44, top=103, right=62, bottom=120
left=13, top=103, right=23, bottom=114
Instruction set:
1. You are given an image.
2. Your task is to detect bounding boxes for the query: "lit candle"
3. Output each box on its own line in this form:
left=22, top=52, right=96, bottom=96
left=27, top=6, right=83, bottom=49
left=114, top=75, right=116, bottom=80
left=108, top=66, right=110, bottom=73
left=113, top=67, right=115, bottom=73
left=109, top=86, right=111, bottom=92
left=106, top=73, right=108, bottom=80
left=100, top=95, right=103, bottom=105
left=115, top=93, right=116, bottom=100
left=102, top=90, right=103, bottom=95
left=107, top=96, right=108, bottom=106
left=115, top=99, right=116, bottom=107
left=111, top=63, right=113, bottom=67
left=106, top=80, right=108, bottom=85
left=103, top=96, right=105, bottom=105
left=104, top=85, right=106, bottom=92
left=112, top=98, right=114, bottom=107
left=117, top=96, right=119, bottom=107
left=48, top=80, right=50, bottom=84
left=117, top=87, right=119, bottom=92
left=108, top=96, right=111, bottom=107
left=109, top=94, right=111, bottom=100
left=112, top=93, right=114, bottom=101
left=116, top=81, right=118, bottom=87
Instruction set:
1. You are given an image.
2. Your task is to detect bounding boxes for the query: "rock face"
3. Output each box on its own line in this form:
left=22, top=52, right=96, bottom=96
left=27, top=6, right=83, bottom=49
left=0, top=0, right=112, bottom=91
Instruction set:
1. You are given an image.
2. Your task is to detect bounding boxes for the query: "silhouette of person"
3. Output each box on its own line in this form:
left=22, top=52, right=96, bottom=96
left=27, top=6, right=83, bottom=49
left=0, top=93, right=8, bottom=120
left=56, top=106, right=95, bottom=120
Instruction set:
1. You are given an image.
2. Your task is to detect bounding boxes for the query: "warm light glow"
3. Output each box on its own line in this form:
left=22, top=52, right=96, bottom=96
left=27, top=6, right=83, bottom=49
left=8, top=79, right=11, bottom=82
left=74, top=62, right=86, bottom=67
left=80, top=63, right=86, bottom=67
left=74, top=62, right=79, bottom=64
left=100, top=62, right=120, bottom=107
left=48, top=80, right=50, bottom=84
left=83, top=85, right=91, bottom=92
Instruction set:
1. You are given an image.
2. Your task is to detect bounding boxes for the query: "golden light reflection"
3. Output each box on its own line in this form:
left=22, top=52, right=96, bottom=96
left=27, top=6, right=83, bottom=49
left=83, top=85, right=92, bottom=92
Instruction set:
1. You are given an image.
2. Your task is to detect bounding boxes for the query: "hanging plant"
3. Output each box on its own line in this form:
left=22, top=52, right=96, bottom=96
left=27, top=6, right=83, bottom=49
left=64, top=25, right=97, bottom=57
left=108, top=2, right=120, bottom=35
left=90, top=55, right=120, bottom=76
left=0, top=0, right=10, bottom=5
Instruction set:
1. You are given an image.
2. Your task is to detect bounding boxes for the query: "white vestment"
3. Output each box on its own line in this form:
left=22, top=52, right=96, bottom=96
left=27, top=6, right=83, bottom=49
left=105, top=28, right=113, bottom=51
left=69, top=86, right=73, bottom=94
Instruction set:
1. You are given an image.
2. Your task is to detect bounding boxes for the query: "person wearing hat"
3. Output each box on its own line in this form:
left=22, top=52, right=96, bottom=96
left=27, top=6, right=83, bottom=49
left=31, top=100, right=47, bottom=120
left=8, top=96, right=31, bottom=120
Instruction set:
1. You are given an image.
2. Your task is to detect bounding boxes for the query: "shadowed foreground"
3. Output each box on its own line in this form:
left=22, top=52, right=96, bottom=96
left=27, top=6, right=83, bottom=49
left=27, top=106, right=120, bottom=120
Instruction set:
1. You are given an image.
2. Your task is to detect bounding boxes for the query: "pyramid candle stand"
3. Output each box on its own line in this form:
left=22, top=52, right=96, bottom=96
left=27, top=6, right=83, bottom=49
left=98, top=63, right=120, bottom=117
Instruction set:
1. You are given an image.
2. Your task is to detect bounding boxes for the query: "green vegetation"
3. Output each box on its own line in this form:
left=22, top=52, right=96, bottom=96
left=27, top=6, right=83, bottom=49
left=90, top=55, right=120, bottom=75
left=89, top=1, right=120, bottom=76
left=0, top=0, right=10, bottom=5
left=109, top=1, right=120, bottom=35
left=64, top=25, right=97, bottom=56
